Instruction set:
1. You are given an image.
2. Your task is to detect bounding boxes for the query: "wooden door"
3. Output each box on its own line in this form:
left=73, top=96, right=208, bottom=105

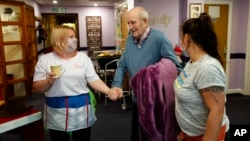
left=121, top=8, right=128, bottom=50
left=204, top=4, right=229, bottom=70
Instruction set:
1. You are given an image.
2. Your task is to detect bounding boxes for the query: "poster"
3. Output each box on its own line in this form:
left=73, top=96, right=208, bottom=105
left=86, top=16, right=102, bottom=57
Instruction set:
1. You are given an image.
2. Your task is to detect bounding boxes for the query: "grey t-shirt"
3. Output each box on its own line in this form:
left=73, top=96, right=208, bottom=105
left=174, top=54, right=229, bottom=136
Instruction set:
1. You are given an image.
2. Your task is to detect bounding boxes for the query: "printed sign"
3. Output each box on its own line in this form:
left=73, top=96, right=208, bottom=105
left=86, top=16, right=102, bottom=57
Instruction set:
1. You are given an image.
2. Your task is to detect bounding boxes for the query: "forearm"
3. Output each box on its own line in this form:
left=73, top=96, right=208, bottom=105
left=112, top=56, right=126, bottom=88
left=200, top=86, right=226, bottom=141
left=88, top=79, right=110, bottom=95
left=202, top=111, right=223, bottom=141
left=112, top=70, right=125, bottom=88
left=33, top=79, right=53, bottom=93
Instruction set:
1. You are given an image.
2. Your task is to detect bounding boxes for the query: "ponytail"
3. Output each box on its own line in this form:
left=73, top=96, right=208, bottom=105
left=181, top=13, right=222, bottom=64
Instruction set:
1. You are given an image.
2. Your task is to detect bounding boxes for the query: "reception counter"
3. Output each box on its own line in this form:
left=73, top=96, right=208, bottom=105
left=0, top=109, right=44, bottom=141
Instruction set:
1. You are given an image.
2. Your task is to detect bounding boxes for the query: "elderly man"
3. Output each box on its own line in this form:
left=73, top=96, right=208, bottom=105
left=111, top=7, right=181, bottom=141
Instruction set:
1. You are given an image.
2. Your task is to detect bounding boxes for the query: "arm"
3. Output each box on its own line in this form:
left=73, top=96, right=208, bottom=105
left=200, top=86, right=225, bottom=141
left=111, top=55, right=127, bottom=88
left=161, top=36, right=182, bottom=73
left=88, top=79, right=110, bottom=95
left=33, top=73, right=56, bottom=93
left=33, top=55, right=57, bottom=94
left=88, top=79, right=123, bottom=100
left=33, top=80, right=50, bottom=93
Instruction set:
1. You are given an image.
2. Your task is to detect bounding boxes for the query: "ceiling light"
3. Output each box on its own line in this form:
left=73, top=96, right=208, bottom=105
left=94, top=3, right=98, bottom=7
left=53, top=0, right=58, bottom=4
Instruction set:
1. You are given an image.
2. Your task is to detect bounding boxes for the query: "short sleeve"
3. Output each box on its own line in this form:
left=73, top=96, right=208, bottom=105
left=195, top=61, right=226, bottom=90
left=85, top=55, right=100, bottom=82
left=33, top=55, right=48, bottom=81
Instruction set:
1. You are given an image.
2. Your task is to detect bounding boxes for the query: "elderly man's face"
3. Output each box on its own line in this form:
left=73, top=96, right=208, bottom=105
left=127, top=12, right=147, bottom=39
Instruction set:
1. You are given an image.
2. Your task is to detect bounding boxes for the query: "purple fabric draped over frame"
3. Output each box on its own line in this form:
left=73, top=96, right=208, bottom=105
left=131, top=58, right=178, bottom=141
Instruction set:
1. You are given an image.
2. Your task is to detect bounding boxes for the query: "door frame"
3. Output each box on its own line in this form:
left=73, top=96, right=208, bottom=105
left=204, top=0, right=233, bottom=93
left=245, top=0, right=250, bottom=95
left=41, top=13, right=80, bottom=49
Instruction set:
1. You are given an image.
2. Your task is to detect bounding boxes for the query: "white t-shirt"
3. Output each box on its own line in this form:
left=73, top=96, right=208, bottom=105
left=33, top=52, right=99, bottom=97
left=174, top=54, right=229, bottom=136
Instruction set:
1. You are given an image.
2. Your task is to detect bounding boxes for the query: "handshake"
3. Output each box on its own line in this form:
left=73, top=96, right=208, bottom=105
left=107, top=87, right=123, bottom=101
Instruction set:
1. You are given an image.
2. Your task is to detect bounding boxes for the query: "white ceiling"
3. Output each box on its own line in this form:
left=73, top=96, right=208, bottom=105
left=34, top=0, right=126, bottom=7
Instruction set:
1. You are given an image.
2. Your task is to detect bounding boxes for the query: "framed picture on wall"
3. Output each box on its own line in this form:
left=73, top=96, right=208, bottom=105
left=189, top=3, right=202, bottom=18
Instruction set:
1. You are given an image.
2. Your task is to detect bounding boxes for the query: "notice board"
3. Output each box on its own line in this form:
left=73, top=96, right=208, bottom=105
left=86, top=16, right=102, bottom=57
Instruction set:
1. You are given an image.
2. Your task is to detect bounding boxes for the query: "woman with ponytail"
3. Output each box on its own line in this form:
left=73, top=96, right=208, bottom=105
left=174, top=13, right=230, bottom=141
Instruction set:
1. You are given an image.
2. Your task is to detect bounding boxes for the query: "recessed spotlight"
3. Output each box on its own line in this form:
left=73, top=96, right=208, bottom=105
left=53, top=0, right=58, bottom=4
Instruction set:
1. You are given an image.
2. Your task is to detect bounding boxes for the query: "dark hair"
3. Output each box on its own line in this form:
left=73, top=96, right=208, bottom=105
left=181, top=13, right=222, bottom=64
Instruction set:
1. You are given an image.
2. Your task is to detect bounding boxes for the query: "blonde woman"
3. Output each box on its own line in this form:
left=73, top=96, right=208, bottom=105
left=33, top=25, right=121, bottom=141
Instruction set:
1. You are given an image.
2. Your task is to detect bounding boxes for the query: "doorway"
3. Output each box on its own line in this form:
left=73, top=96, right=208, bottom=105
left=204, top=4, right=229, bottom=70
left=204, top=1, right=232, bottom=91
left=41, top=13, right=79, bottom=49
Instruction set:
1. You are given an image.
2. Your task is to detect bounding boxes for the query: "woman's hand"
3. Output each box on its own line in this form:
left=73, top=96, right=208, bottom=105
left=33, top=72, right=57, bottom=94
left=47, top=72, right=57, bottom=84
left=108, top=87, right=123, bottom=101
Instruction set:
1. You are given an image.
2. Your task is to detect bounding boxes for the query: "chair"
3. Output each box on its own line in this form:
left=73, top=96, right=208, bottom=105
left=104, top=59, right=130, bottom=110
left=94, top=54, right=121, bottom=81
left=94, top=55, right=120, bottom=98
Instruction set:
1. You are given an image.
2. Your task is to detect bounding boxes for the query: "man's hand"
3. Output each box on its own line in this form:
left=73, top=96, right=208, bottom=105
left=108, top=87, right=123, bottom=101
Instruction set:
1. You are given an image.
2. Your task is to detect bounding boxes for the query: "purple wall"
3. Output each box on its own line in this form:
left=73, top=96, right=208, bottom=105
left=135, top=0, right=181, bottom=46
left=39, top=0, right=250, bottom=91
left=40, top=6, right=116, bottom=48
left=135, top=0, right=249, bottom=91
left=229, top=0, right=249, bottom=90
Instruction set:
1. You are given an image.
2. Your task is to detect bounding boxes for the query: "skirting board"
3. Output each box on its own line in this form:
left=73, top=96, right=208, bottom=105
left=227, top=88, right=250, bottom=95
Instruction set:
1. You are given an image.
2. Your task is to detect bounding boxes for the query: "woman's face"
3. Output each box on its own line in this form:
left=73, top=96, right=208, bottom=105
left=67, top=29, right=76, bottom=40
left=64, top=29, right=78, bottom=54
left=64, top=29, right=77, bottom=47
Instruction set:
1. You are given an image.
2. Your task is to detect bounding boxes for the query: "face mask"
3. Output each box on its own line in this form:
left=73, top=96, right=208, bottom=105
left=66, top=38, right=77, bottom=53
left=180, top=44, right=189, bottom=57
left=182, top=48, right=189, bottom=57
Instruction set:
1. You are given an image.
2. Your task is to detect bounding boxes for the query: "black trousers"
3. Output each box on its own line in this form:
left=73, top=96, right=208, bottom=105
left=49, top=127, right=91, bottom=141
left=130, top=103, right=139, bottom=141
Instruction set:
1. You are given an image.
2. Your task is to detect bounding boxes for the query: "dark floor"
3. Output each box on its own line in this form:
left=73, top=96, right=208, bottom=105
left=0, top=93, right=250, bottom=141
left=225, top=93, right=250, bottom=125
left=0, top=93, right=132, bottom=141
